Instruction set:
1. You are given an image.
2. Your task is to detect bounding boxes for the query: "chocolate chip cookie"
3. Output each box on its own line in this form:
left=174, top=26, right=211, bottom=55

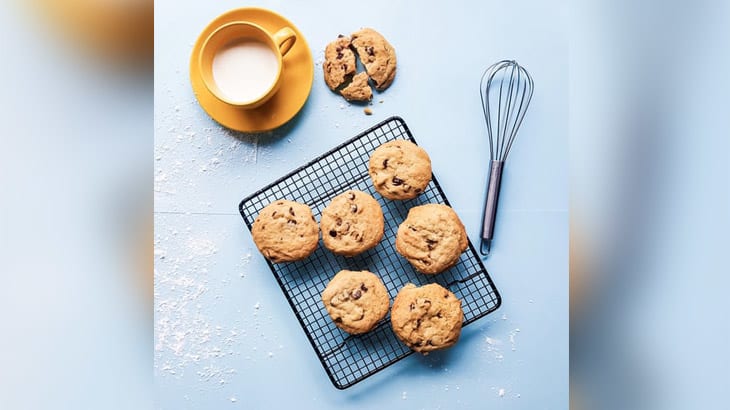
left=251, top=200, right=319, bottom=263
left=321, top=190, right=384, bottom=256
left=391, top=283, right=463, bottom=353
left=340, top=72, right=373, bottom=102
left=323, top=35, right=356, bottom=90
left=368, top=140, right=432, bottom=200
left=322, top=270, right=390, bottom=334
left=351, top=28, right=397, bottom=90
left=395, top=204, right=468, bottom=274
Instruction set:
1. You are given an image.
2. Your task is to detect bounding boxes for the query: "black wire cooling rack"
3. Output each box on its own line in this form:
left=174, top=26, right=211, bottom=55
left=239, top=116, right=501, bottom=389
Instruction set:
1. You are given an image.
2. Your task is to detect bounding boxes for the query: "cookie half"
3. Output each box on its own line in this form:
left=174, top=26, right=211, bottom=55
left=322, top=270, right=390, bottom=334
left=251, top=200, right=319, bottom=263
left=351, top=28, right=397, bottom=90
left=323, top=35, right=356, bottom=90
left=368, top=140, right=432, bottom=200
left=391, top=283, right=463, bottom=353
left=321, top=190, right=384, bottom=256
left=395, top=204, right=468, bottom=274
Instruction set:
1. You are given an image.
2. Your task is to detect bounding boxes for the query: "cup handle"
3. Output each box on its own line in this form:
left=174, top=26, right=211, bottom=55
left=272, top=27, right=297, bottom=57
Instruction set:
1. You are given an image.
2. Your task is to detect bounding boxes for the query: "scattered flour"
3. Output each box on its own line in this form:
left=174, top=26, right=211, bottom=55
left=154, top=229, right=242, bottom=386
left=509, top=328, right=521, bottom=351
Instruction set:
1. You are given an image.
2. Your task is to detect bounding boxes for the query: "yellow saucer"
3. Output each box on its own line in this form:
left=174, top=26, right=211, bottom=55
left=190, top=8, right=313, bottom=132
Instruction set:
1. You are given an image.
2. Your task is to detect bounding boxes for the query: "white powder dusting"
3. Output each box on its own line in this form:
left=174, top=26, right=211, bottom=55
left=402, top=391, right=407, bottom=400
left=498, top=388, right=505, bottom=397
left=509, top=329, right=520, bottom=351
left=186, top=235, right=218, bottom=257
left=154, top=229, right=241, bottom=386
left=154, top=249, right=166, bottom=259
left=230, top=397, right=237, bottom=403
left=484, top=335, right=504, bottom=361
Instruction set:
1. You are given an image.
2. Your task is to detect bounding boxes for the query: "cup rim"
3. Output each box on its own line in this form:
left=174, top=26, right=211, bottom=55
left=198, top=21, right=284, bottom=108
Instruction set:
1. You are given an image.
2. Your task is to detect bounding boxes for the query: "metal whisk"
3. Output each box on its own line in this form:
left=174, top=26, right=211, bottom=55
left=479, top=60, right=534, bottom=256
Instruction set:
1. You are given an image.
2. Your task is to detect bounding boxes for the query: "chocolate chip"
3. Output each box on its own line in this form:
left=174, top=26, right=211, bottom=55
left=408, top=225, right=417, bottom=232
left=426, top=239, right=437, bottom=250
left=351, top=204, right=357, bottom=213
left=311, top=216, right=316, bottom=222
left=436, top=312, right=443, bottom=318
left=289, top=207, right=295, bottom=216
left=416, top=319, right=422, bottom=328
left=414, top=341, right=422, bottom=347
left=329, top=230, right=337, bottom=237
left=272, top=211, right=277, bottom=217
left=365, top=46, right=375, bottom=56
left=336, top=218, right=342, bottom=226
left=336, top=51, right=343, bottom=59
left=415, top=188, right=422, bottom=193
left=409, top=302, right=415, bottom=311
left=341, top=64, right=347, bottom=70
left=348, top=192, right=355, bottom=200
left=287, top=219, right=297, bottom=225
left=360, top=283, right=368, bottom=292
left=444, top=292, right=449, bottom=298
left=423, top=299, right=431, bottom=308
left=392, top=176, right=404, bottom=186
left=334, top=317, right=342, bottom=323
left=327, top=66, right=332, bottom=73
left=352, top=289, right=362, bottom=300
left=426, top=340, right=434, bottom=346
left=336, top=46, right=343, bottom=52
left=337, top=34, right=344, bottom=38
left=382, top=159, right=388, bottom=169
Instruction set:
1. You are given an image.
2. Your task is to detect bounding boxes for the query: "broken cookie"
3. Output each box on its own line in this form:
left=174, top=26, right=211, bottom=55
left=340, top=72, right=373, bottom=102
left=323, top=35, right=356, bottom=90
left=351, top=28, right=397, bottom=90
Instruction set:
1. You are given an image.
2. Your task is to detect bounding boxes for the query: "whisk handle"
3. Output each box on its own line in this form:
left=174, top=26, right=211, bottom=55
left=480, top=160, right=504, bottom=255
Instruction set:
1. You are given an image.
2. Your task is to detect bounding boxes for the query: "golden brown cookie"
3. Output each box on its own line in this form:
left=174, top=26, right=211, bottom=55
left=395, top=204, right=468, bottom=274
left=391, top=283, right=463, bottom=353
left=351, top=28, right=397, bottom=90
left=321, top=270, right=390, bottom=334
left=323, top=35, right=356, bottom=90
left=251, top=200, right=319, bottom=263
left=321, top=190, right=384, bottom=256
left=339, top=72, right=373, bottom=102
left=368, top=140, right=432, bottom=200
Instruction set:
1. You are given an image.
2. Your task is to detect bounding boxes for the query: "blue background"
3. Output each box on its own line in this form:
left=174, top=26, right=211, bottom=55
left=154, top=1, right=568, bottom=408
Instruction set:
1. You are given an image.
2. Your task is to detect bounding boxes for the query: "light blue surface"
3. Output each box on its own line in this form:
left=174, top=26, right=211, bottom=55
left=154, top=0, right=567, bottom=408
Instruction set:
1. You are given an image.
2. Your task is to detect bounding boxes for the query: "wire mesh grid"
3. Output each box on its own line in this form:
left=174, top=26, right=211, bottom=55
left=239, top=116, right=501, bottom=389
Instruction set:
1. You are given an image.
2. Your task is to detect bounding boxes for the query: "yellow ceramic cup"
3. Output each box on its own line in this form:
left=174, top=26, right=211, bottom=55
left=199, top=22, right=296, bottom=109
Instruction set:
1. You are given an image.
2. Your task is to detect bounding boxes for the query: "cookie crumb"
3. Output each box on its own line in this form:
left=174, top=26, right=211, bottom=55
left=364, top=107, right=373, bottom=115
left=379, top=99, right=384, bottom=103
